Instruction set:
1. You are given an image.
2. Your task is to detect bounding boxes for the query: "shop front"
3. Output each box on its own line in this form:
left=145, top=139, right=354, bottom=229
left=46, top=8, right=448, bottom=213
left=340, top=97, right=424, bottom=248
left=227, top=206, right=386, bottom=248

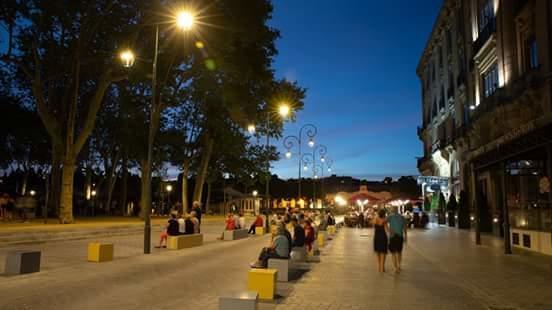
left=471, top=123, right=552, bottom=255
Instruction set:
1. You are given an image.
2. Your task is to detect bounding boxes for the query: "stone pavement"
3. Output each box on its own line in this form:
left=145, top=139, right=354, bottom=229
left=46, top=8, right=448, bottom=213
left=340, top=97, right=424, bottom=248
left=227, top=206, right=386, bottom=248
left=0, top=224, right=551, bottom=310
left=272, top=227, right=552, bottom=310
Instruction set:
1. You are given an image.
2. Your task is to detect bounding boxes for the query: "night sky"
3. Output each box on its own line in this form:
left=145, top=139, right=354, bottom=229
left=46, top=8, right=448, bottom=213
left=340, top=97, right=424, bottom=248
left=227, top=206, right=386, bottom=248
left=270, top=0, right=442, bottom=180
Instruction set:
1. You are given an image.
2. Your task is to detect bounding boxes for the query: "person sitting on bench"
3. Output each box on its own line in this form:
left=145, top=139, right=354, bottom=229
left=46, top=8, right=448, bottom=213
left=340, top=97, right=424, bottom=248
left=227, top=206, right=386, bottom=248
left=291, top=217, right=305, bottom=247
left=250, top=225, right=290, bottom=268
left=155, top=213, right=180, bottom=248
left=248, top=214, right=264, bottom=234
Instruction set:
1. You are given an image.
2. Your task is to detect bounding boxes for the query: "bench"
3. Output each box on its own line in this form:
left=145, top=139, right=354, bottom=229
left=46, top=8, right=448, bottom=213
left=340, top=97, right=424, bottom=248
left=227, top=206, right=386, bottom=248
left=88, top=242, right=114, bottom=262
left=167, top=234, right=203, bottom=250
left=290, top=246, right=307, bottom=262
left=219, top=291, right=258, bottom=310
left=268, top=258, right=291, bottom=282
left=247, top=268, right=278, bottom=300
left=255, top=227, right=265, bottom=235
left=223, top=229, right=248, bottom=241
left=5, top=250, right=41, bottom=275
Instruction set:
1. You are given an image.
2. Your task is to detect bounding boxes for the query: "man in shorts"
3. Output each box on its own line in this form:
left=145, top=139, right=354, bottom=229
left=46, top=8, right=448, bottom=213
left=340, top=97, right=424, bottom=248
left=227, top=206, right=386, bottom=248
left=387, top=206, right=408, bottom=273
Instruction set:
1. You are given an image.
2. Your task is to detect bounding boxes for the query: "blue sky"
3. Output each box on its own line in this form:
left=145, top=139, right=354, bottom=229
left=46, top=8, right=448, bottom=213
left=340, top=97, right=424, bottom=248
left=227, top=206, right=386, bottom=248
left=269, top=0, right=442, bottom=180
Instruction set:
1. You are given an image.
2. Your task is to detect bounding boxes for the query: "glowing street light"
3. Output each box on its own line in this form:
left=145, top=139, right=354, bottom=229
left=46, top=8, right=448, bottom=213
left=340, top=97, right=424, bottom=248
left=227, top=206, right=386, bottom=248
left=119, top=49, right=135, bottom=68
left=303, top=165, right=309, bottom=171
left=285, top=151, right=292, bottom=159
left=176, top=10, right=195, bottom=31
left=166, top=185, right=173, bottom=192
left=29, top=190, right=36, bottom=196
left=308, top=138, right=315, bottom=148
left=278, top=104, right=290, bottom=118
left=252, top=190, right=258, bottom=197
left=320, top=156, right=325, bottom=163
left=247, top=124, right=256, bottom=134
left=91, top=190, right=97, bottom=197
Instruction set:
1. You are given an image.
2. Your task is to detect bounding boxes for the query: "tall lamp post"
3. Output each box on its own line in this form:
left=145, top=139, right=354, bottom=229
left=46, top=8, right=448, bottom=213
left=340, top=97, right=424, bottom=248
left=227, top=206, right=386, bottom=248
left=119, top=10, right=195, bottom=254
left=283, top=124, right=318, bottom=199
left=305, top=144, right=327, bottom=208
left=248, top=103, right=290, bottom=229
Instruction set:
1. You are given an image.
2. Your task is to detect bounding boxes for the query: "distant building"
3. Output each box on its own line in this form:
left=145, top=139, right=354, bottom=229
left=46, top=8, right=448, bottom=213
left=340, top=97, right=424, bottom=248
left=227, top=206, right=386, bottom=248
left=417, top=0, right=552, bottom=255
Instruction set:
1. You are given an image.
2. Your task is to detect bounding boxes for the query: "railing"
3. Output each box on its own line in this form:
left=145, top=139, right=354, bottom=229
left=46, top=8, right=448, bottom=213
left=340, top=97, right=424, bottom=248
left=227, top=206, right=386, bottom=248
left=473, top=17, right=496, bottom=55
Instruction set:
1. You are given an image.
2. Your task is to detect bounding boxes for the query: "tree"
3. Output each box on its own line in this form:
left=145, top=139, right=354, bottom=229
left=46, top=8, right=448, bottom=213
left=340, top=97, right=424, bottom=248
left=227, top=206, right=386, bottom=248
left=3, top=0, right=145, bottom=223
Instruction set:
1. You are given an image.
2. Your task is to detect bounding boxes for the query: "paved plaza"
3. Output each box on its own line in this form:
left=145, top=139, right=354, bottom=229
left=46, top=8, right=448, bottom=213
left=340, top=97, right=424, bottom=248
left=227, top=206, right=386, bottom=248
left=0, top=224, right=551, bottom=310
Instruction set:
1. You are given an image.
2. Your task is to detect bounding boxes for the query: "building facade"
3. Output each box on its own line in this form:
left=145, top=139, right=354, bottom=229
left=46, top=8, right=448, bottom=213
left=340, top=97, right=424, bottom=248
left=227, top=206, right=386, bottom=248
left=417, top=0, right=552, bottom=255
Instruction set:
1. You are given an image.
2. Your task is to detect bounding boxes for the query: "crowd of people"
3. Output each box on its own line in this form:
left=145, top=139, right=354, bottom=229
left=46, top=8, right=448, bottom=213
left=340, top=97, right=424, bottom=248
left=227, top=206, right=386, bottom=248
left=155, top=201, right=202, bottom=248
left=248, top=208, right=336, bottom=268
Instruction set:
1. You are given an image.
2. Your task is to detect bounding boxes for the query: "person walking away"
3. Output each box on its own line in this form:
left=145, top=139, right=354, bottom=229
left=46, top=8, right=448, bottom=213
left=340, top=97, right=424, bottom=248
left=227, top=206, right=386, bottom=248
left=373, top=208, right=388, bottom=273
left=250, top=225, right=290, bottom=268
left=388, top=206, right=407, bottom=273
left=358, top=211, right=364, bottom=228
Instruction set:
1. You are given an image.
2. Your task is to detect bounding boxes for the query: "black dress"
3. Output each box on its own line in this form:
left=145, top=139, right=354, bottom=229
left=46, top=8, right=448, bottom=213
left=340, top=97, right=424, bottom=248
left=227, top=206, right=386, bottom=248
left=373, top=223, right=388, bottom=254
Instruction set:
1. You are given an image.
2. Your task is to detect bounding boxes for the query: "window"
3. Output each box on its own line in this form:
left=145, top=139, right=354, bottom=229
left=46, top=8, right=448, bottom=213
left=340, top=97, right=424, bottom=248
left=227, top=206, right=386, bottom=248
left=482, top=63, right=498, bottom=97
left=527, top=37, right=539, bottom=69
left=479, top=0, right=494, bottom=32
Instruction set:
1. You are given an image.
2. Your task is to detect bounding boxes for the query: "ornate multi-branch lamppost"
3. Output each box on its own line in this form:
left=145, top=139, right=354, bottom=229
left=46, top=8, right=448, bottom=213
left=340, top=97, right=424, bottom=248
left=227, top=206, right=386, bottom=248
left=283, top=124, right=318, bottom=200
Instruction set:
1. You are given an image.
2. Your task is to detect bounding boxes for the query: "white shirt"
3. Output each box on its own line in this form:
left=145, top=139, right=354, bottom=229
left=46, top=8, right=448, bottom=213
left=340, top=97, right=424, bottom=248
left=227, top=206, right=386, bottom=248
left=178, top=218, right=186, bottom=233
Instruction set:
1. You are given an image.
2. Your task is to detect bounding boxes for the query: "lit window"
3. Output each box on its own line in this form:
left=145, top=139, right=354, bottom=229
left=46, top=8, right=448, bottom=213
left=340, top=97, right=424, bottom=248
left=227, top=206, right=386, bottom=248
left=478, top=0, right=494, bottom=32
left=482, top=63, right=499, bottom=97
left=528, top=37, right=539, bottom=69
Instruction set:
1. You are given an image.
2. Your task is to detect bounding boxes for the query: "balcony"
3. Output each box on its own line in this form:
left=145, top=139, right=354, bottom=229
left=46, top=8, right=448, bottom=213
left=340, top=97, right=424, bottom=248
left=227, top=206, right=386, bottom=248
left=473, top=17, right=496, bottom=55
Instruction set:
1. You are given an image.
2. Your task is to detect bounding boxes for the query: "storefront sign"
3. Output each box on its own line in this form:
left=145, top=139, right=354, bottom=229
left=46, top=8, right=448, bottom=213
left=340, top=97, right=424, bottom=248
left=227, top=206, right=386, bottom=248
left=471, top=121, right=537, bottom=159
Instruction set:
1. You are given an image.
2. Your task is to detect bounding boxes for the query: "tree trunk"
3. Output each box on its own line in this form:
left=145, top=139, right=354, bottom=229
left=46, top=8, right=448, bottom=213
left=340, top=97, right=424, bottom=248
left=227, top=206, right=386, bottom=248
left=205, top=181, right=212, bottom=214
left=181, top=159, right=191, bottom=213
left=59, top=160, right=75, bottom=223
left=119, top=153, right=129, bottom=215
left=105, top=152, right=121, bottom=216
left=193, top=137, right=214, bottom=203
left=49, top=147, right=62, bottom=217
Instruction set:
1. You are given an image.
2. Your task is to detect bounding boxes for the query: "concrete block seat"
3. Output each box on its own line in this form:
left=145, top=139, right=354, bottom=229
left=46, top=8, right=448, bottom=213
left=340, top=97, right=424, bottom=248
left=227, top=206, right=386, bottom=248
left=219, top=291, right=258, bottom=310
left=327, top=225, right=336, bottom=234
left=5, top=250, right=41, bottom=275
left=167, top=234, right=203, bottom=250
left=223, top=229, right=249, bottom=241
left=290, top=246, right=307, bottom=262
left=88, top=242, right=114, bottom=262
left=255, top=227, right=265, bottom=235
left=267, top=258, right=292, bottom=282
left=247, top=268, right=278, bottom=300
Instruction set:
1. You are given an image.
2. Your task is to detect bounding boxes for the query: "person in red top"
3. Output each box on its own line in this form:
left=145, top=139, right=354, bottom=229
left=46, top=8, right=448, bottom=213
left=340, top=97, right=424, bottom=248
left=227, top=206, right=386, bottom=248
left=304, top=219, right=315, bottom=252
left=225, top=213, right=236, bottom=230
left=248, top=214, right=264, bottom=234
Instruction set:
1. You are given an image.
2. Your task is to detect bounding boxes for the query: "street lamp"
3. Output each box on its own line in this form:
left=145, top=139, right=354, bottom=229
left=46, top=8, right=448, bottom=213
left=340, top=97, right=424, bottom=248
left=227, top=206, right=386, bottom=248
left=283, top=124, right=318, bottom=198
left=247, top=124, right=256, bottom=135
left=120, top=9, right=196, bottom=255
left=29, top=190, right=36, bottom=196
left=278, top=104, right=290, bottom=118
left=166, top=184, right=173, bottom=210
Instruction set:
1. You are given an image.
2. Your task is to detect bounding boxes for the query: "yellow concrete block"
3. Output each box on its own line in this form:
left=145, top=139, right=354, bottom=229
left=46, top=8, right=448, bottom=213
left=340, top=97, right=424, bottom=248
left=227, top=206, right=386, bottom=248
left=87, top=242, right=114, bottom=262
left=328, top=225, right=336, bottom=235
left=271, top=225, right=277, bottom=234
left=167, top=234, right=203, bottom=250
left=255, top=227, right=265, bottom=235
left=317, top=234, right=325, bottom=247
left=247, top=268, right=278, bottom=300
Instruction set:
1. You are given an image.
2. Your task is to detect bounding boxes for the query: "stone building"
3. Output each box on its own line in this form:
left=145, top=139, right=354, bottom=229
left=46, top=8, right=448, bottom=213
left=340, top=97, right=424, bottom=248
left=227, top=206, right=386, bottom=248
left=417, top=0, right=552, bottom=255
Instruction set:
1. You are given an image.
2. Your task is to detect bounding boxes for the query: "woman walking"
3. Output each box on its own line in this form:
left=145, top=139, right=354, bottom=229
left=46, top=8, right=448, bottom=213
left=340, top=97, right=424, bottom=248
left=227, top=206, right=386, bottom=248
left=373, top=208, right=389, bottom=273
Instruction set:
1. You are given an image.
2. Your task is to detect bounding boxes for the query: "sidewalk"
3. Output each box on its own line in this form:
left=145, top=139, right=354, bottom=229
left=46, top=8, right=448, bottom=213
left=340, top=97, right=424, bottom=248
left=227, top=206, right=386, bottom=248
left=274, top=226, right=552, bottom=310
